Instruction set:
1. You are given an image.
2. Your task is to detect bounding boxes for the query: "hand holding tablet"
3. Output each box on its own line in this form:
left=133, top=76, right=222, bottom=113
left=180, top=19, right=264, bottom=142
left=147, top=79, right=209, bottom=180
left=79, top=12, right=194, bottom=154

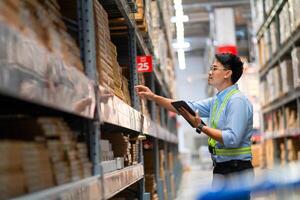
left=171, top=101, right=206, bottom=128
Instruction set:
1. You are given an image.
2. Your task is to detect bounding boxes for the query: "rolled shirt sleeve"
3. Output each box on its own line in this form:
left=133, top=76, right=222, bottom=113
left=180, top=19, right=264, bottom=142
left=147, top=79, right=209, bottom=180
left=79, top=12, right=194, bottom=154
left=187, top=97, right=213, bottom=118
left=221, top=98, right=249, bottom=148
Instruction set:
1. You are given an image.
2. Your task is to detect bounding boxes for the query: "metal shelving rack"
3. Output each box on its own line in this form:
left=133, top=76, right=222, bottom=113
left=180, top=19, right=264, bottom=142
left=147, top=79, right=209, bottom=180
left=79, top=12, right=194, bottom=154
left=256, top=0, right=300, bottom=167
left=0, top=0, right=181, bottom=199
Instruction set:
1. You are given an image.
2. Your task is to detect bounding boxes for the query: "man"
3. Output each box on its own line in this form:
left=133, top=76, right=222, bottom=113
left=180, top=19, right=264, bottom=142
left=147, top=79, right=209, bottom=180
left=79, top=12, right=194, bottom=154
left=135, top=53, right=253, bottom=198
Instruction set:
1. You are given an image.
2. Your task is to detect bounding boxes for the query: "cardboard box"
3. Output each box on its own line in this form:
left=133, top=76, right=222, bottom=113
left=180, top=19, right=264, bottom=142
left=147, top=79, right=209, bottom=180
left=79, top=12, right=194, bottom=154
left=289, top=0, right=300, bottom=32
left=270, top=21, right=277, bottom=54
left=265, top=139, right=274, bottom=169
left=279, top=2, right=291, bottom=44
left=280, top=59, right=294, bottom=94
left=251, top=144, right=261, bottom=167
left=291, top=47, right=300, bottom=88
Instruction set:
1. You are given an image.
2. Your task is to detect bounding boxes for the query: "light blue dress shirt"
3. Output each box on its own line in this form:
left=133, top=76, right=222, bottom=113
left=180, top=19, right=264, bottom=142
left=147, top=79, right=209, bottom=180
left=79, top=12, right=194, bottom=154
left=187, top=84, right=253, bottom=162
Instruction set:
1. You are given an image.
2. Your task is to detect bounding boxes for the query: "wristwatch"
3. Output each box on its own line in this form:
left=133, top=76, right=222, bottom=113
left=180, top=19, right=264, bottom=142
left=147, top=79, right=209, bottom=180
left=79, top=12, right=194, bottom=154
left=196, top=123, right=205, bottom=134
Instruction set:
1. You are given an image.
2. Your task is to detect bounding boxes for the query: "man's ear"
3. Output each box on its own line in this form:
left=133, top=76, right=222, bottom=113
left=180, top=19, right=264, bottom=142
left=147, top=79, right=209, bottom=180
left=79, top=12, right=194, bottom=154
left=224, top=70, right=232, bottom=79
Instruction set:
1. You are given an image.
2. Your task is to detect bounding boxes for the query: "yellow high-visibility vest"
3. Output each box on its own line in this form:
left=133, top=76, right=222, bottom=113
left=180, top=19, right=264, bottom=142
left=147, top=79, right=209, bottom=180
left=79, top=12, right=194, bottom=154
left=208, top=88, right=251, bottom=156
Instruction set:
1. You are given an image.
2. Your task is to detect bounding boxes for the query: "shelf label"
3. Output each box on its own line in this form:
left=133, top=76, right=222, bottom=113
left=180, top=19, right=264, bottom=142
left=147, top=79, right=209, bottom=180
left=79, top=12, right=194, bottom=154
left=137, top=56, right=153, bottom=73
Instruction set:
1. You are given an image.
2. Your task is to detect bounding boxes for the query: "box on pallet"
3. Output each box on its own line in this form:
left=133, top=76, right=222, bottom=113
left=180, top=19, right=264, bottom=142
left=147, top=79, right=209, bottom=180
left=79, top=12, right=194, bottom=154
left=270, top=21, right=277, bottom=54
left=258, top=37, right=266, bottom=67
left=280, top=60, right=294, bottom=94
left=251, top=144, right=261, bottom=167
left=265, top=139, right=274, bottom=169
left=285, top=107, right=298, bottom=129
left=288, top=0, right=300, bottom=32
left=279, top=2, right=291, bottom=44
left=291, top=47, right=300, bottom=88
left=0, top=117, right=92, bottom=198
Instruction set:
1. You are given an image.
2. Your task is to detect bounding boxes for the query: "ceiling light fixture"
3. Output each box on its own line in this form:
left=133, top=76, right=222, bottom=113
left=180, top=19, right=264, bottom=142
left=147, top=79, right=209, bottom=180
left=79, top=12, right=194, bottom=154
left=173, top=0, right=188, bottom=70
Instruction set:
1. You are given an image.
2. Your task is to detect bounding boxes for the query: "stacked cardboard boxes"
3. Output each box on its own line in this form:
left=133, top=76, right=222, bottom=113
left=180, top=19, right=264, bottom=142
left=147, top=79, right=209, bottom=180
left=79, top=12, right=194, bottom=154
left=285, top=107, right=298, bottom=129
left=22, top=143, right=55, bottom=192
left=264, top=33, right=271, bottom=65
left=145, top=175, right=158, bottom=200
left=279, top=2, right=292, bottom=44
left=121, top=76, right=131, bottom=105
left=102, top=133, right=133, bottom=166
left=0, top=141, right=26, bottom=200
left=280, top=60, right=294, bottom=94
left=265, top=139, right=275, bottom=169
left=259, top=80, right=267, bottom=106
left=273, top=110, right=285, bottom=137
left=100, top=139, right=117, bottom=173
left=168, top=152, right=176, bottom=198
left=159, top=150, right=168, bottom=200
left=251, top=144, right=261, bottom=167
left=0, top=0, right=84, bottom=72
left=130, top=137, right=140, bottom=165
left=270, top=21, right=278, bottom=54
left=76, top=143, right=93, bottom=178
left=100, top=140, right=114, bottom=161
left=43, top=0, right=84, bottom=72
left=22, top=0, right=83, bottom=72
left=143, top=149, right=159, bottom=200
left=286, top=139, right=300, bottom=162
left=40, top=118, right=92, bottom=184
left=291, top=47, right=300, bottom=88
left=289, top=0, right=300, bottom=32
left=265, top=65, right=282, bottom=103
left=108, top=0, right=151, bottom=35
left=144, top=149, right=155, bottom=174
left=94, top=0, right=114, bottom=90
left=0, top=141, right=54, bottom=199
left=163, top=58, right=176, bottom=97
left=0, top=0, right=93, bottom=114
left=260, top=48, right=300, bottom=105
left=253, top=0, right=264, bottom=32
left=0, top=117, right=92, bottom=198
left=280, top=142, right=286, bottom=165
left=265, top=114, right=273, bottom=133
left=134, top=0, right=150, bottom=34
left=93, top=0, right=132, bottom=104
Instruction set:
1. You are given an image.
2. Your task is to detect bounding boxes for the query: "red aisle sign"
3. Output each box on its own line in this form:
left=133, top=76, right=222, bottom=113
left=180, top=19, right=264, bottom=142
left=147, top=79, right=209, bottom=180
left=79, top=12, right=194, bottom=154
left=137, top=56, right=153, bottom=73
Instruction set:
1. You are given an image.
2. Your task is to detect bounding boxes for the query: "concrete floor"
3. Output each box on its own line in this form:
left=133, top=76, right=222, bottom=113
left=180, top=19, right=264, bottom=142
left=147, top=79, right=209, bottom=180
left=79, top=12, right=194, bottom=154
left=174, top=166, right=288, bottom=200
left=175, top=165, right=213, bottom=200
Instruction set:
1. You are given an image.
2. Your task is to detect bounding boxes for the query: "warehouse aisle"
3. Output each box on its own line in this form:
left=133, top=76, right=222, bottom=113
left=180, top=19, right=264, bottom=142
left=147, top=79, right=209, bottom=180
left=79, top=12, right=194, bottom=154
left=175, top=165, right=212, bottom=200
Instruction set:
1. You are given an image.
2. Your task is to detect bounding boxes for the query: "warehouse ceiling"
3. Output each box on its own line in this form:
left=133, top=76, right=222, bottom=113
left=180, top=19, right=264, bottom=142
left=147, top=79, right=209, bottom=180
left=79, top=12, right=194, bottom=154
left=182, top=0, right=252, bottom=53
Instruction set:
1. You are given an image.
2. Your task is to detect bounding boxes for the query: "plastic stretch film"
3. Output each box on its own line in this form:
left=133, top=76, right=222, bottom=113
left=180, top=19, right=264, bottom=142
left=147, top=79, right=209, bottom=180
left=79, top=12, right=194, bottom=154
left=0, top=12, right=95, bottom=118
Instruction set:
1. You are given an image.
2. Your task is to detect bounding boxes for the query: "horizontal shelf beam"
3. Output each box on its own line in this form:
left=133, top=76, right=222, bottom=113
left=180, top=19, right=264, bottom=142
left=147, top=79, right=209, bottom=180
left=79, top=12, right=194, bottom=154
left=262, top=128, right=300, bottom=140
left=262, top=90, right=300, bottom=113
left=103, top=163, right=144, bottom=199
left=13, top=176, right=102, bottom=200
left=99, top=86, right=178, bottom=143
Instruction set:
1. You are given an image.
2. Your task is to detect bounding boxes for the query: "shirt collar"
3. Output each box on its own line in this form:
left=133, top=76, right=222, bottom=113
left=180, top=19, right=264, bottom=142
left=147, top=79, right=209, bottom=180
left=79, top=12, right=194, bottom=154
left=216, top=84, right=239, bottom=102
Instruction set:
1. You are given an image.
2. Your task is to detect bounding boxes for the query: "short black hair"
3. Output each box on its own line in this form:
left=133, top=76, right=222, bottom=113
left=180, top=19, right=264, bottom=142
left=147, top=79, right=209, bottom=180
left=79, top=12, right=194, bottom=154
left=215, top=53, right=244, bottom=84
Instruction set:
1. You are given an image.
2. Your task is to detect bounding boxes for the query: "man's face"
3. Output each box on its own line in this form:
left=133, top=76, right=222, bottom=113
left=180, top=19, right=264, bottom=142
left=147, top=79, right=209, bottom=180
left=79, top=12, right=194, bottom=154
left=208, top=60, right=229, bottom=86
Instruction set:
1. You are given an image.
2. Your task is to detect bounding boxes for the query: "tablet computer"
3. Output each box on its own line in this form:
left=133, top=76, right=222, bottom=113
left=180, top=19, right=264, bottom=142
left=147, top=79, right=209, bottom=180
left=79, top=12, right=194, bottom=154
left=171, top=101, right=206, bottom=127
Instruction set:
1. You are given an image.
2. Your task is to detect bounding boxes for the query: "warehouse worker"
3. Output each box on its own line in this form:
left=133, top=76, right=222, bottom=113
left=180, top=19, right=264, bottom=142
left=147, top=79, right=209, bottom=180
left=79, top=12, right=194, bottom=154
left=135, top=53, right=253, bottom=199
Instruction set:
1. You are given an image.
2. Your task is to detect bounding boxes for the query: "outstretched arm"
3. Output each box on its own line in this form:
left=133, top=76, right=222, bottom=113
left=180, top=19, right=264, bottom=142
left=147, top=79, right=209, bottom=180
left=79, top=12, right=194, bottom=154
left=135, top=85, right=178, bottom=113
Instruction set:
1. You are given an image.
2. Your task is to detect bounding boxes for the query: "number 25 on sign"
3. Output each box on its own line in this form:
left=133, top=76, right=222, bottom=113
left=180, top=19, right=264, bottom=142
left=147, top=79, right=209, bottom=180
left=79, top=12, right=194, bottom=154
left=137, top=56, right=153, bottom=73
